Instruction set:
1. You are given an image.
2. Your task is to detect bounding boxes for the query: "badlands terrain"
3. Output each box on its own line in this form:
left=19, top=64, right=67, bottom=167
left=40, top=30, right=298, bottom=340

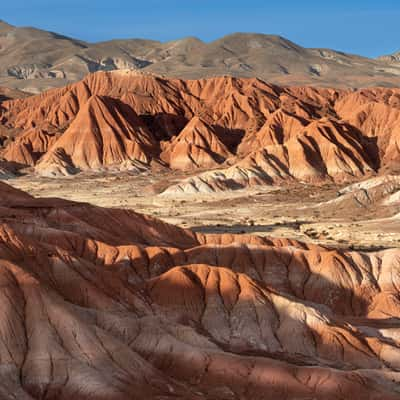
left=1, top=70, right=400, bottom=247
left=0, top=70, right=400, bottom=398
left=1, top=171, right=400, bottom=399
left=1, top=70, right=400, bottom=184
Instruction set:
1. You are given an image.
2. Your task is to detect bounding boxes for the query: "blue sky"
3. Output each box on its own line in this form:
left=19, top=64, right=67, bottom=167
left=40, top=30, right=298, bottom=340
left=1, top=0, right=399, bottom=57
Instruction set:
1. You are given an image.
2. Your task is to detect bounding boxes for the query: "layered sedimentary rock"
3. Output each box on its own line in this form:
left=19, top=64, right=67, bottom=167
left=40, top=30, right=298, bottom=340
left=237, top=109, right=308, bottom=153
left=0, top=181, right=399, bottom=398
left=238, top=119, right=374, bottom=182
left=1, top=72, right=400, bottom=188
left=35, top=95, right=157, bottom=173
left=2, top=127, right=60, bottom=166
left=321, top=175, right=400, bottom=211
left=160, top=116, right=232, bottom=170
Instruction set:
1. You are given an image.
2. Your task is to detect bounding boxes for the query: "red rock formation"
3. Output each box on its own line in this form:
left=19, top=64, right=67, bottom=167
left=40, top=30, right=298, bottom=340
left=0, top=181, right=399, bottom=398
left=36, top=95, right=157, bottom=173
left=338, top=102, right=400, bottom=166
left=34, top=147, right=78, bottom=177
left=2, top=71, right=400, bottom=184
left=237, top=109, right=308, bottom=154
left=2, top=127, right=59, bottom=166
left=196, top=118, right=375, bottom=191
left=161, top=116, right=232, bottom=170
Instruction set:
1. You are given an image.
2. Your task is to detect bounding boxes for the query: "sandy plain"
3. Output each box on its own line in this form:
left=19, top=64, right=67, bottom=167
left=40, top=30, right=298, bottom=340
left=7, top=171, right=400, bottom=252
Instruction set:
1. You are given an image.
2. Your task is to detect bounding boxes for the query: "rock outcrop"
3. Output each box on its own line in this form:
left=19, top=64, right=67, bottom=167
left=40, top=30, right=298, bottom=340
left=161, top=116, right=232, bottom=170
left=0, top=181, right=399, bottom=398
left=1, top=72, right=400, bottom=188
left=35, top=95, right=157, bottom=174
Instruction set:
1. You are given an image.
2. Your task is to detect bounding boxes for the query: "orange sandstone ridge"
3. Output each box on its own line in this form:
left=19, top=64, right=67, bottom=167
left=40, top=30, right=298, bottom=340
left=1, top=71, right=400, bottom=191
left=0, top=180, right=399, bottom=398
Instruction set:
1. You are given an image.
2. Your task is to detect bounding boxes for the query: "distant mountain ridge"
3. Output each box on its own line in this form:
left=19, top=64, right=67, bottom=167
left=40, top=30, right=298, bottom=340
left=0, top=19, right=400, bottom=92
left=378, top=51, right=400, bottom=63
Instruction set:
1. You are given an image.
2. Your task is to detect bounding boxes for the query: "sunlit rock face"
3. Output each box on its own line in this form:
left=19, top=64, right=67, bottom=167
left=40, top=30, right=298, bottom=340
left=0, top=180, right=398, bottom=399
left=1, top=72, right=400, bottom=190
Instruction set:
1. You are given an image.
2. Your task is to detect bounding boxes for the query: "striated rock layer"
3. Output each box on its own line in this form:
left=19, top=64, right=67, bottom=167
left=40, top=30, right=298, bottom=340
left=0, top=72, right=400, bottom=189
left=160, top=116, right=232, bottom=170
left=0, top=181, right=399, bottom=398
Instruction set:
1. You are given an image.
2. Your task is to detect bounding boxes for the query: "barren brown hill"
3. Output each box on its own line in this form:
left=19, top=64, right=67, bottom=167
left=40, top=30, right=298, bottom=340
left=2, top=20, right=400, bottom=92
left=160, top=116, right=232, bottom=170
left=378, top=49, right=400, bottom=63
left=35, top=95, right=157, bottom=175
left=2, top=72, right=400, bottom=191
left=237, top=108, right=308, bottom=153
left=2, top=127, right=60, bottom=166
left=0, top=181, right=399, bottom=398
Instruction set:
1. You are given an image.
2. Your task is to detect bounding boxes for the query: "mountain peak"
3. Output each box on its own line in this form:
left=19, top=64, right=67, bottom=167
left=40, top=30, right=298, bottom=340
left=0, top=19, right=14, bottom=30
left=0, top=22, right=400, bottom=92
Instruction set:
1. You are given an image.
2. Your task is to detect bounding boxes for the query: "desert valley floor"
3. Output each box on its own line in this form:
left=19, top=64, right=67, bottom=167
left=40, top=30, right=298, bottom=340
left=8, top=171, right=400, bottom=251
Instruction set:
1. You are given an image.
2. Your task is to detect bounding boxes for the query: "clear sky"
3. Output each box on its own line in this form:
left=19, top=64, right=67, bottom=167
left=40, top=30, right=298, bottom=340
left=1, top=0, right=399, bottom=57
